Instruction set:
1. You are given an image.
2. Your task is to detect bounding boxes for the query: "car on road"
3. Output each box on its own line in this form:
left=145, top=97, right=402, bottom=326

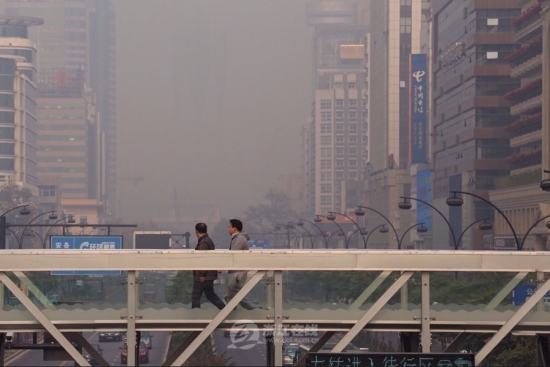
left=73, top=343, right=103, bottom=366
left=98, top=331, right=122, bottom=342
left=120, top=340, right=149, bottom=364
left=283, top=343, right=299, bottom=366
left=141, top=331, right=153, bottom=349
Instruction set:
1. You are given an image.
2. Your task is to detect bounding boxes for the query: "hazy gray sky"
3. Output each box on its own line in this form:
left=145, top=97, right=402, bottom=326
left=117, top=1, right=312, bottom=221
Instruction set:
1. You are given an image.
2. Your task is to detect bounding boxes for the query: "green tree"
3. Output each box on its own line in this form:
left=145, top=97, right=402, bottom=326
left=0, top=183, right=33, bottom=213
left=244, top=189, right=295, bottom=233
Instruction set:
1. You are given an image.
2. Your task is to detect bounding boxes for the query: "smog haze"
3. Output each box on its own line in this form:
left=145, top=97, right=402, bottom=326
left=117, top=1, right=312, bottom=221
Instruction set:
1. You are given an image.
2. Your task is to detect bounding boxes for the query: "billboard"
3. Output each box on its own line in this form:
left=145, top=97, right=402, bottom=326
left=416, top=169, right=432, bottom=229
left=50, top=235, right=122, bottom=275
left=410, top=54, right=427, bottom=164
left=133, top=231, right=171, bottom=249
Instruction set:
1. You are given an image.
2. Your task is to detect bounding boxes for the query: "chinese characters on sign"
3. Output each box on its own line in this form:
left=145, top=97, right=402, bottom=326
left=50, top=235, right=122, bottom=275
left=307, top=353, right=474, bottom=367
left=410, top=54, right=427, bottom=164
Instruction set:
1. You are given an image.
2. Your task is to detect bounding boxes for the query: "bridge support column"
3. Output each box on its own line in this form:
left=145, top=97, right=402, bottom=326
left=537, top=334, right=550, bottom=367
left=420, top=272, right=431, bottom=352
left=126, top=271, right=137, bottom=367
left=273, top=271, right=283, bottom=367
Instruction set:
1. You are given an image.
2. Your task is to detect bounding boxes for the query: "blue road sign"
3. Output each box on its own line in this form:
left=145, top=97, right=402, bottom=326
left=248, top=238, right=269, bottom=249
left=50, top=236, right=122, bottom=275
left=511, top=284, right=550, bottom=305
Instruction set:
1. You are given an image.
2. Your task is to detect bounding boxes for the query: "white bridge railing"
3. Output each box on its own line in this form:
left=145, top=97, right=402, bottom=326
left=0, top=250, right=549, bottom=366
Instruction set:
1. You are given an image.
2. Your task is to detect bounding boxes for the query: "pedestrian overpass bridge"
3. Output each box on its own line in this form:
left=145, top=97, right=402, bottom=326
left=0, top=250, right=549, bottom=366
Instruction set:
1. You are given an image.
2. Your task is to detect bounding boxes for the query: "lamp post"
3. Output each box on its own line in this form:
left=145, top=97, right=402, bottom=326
left=348, top=227, right=368, bottom=248
left=274, top=224, right=300, bottom=249
left=297, top=218, right=329, bottom=248
left=397, top=222, right=428, bottom=250
left=519, top=214, right=550, bottom=251
left=314, top=214, right=350, bottom=248
left=540, top=170, right=550, bottom=192
left=456, top=218, right=493, bottom=249
left=0, top=204, right=31, bottom=249
left=398, top=196, right=458, bottom=249
left=326, top=211, right=367, bottom=248
left=447, top=191, right=520, bottom=250
left=326, top=230, right=345, bottom=244
left=355, top=206, right=400, bottom=249
left=290, top=222, right=315, bottom=248
left=19, top=211, right=57, bottom=249
left=364, top=224, right=388, bottom=249
left=42, top=215, right=76, bottom=247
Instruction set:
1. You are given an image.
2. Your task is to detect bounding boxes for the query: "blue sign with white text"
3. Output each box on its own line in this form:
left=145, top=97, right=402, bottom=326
left=511, top=284, right=550, bottom=305
left=248, top=238, right=269, bottom=249
left=50, top=236, right=122, bottom=275
left=410, top=54, right=427, bottom=164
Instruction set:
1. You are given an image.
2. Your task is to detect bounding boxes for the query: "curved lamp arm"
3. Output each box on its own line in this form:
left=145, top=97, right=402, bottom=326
left=291, top=223, right=315, bottom=248
left=451, top=191, right=520, bottom=250
left=520, top=214, right=550, bottom=251
left=6, top=228, right=22, bottom=249
left=316, top=215, right=349, bottom=248
left=402, top=196, right=457, bottom=248
left=298, top=218, right=329, bottom=248
left=348, top=227, right=368, bottom=249
left=364, top=224, right=387, bottom=249
left=356, top=206, right=400, bottom=248
left=328, top=211, right=367, bottom=249
left=398, top=223, right=425, bottom=250
left=456, top=217, right=490, bottom=250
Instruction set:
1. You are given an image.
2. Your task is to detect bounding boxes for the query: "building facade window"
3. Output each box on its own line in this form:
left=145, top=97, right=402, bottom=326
left=320, top=123, right=332, bottom=133
left=321, top=196, right=332, bottom=205
left=320, top=136, right=331, bottom=145
left=321, top=148, right=331, bottom=158
left=321, top=160, right=332, bottom=169
left=320, top=184, right=331, bottom=193
left=320, top=112, right=332, bottom=121
left=320, top=100, right=332, bottom=109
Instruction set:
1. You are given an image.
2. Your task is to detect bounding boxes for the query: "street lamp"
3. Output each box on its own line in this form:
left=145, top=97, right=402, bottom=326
left=364, top=224, right=389, bottom=249
left=42, top=215, right=76, bottom=247
left=327, top=211, right=367, bottom=248
left=456, top=218, right=493, bottom=249
left=274, top=223, right=300, bottom=249
left=447, top=190, right=520, bottom=250
left=355, top=206, right=400, bottom=249
left=397, top=222, right=428, bottom=250
left=290, top=222, right=315, bottom=248
left=0, top=204, right=31, bottom=249
left=19, top=211, right=58, bottom=249
left=540, top=170, right=550, bottom=192
left=297, top=218, right=329, bottom=248
left=399, top=196, right=457, bottom=249
left=348, top=227, right=368, bottom=249
left=314, top=214, right=350, bottom=248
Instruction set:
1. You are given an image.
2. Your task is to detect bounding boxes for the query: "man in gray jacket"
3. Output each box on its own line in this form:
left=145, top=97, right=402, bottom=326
left=224, top=219, right=258, bottom=310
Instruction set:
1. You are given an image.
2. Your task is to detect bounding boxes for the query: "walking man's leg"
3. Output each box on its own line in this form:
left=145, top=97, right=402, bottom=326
left=234, top=272, right=257, bottom=310
left=203, top=280, right=225, bottom=310
left=191, top=280, right=203, bottom=309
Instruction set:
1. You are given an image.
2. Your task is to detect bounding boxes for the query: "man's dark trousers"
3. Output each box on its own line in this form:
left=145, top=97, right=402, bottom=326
left=191, top=280, right=225, bottom=310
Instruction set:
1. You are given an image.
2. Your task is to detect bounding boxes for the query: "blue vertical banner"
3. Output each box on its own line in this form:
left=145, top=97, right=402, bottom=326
left=416, top=169, right=432, bottom=230
left=410, top=54, right=428, bottom=164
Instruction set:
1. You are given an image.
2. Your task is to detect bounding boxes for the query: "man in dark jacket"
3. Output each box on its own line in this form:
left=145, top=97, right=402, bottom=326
left=191, top=223, right=225, bottom=310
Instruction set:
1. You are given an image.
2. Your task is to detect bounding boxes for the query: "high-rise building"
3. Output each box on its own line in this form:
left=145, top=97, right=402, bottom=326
left=4, top=0, right=117, bottom=218
left=304, top=0, right=369, bottom=216
left=431, top=0, right=520, bottom=249
left=0, top=16, right=42, bottom=189
left=365, top=0, right=427, bottom=249
left=488, top=0, right=550, bottom=251
left=35, top=68, right=102, bottom=201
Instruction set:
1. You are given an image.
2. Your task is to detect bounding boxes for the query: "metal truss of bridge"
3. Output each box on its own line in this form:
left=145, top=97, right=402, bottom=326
left=0, top=250, right=550, bottom=366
